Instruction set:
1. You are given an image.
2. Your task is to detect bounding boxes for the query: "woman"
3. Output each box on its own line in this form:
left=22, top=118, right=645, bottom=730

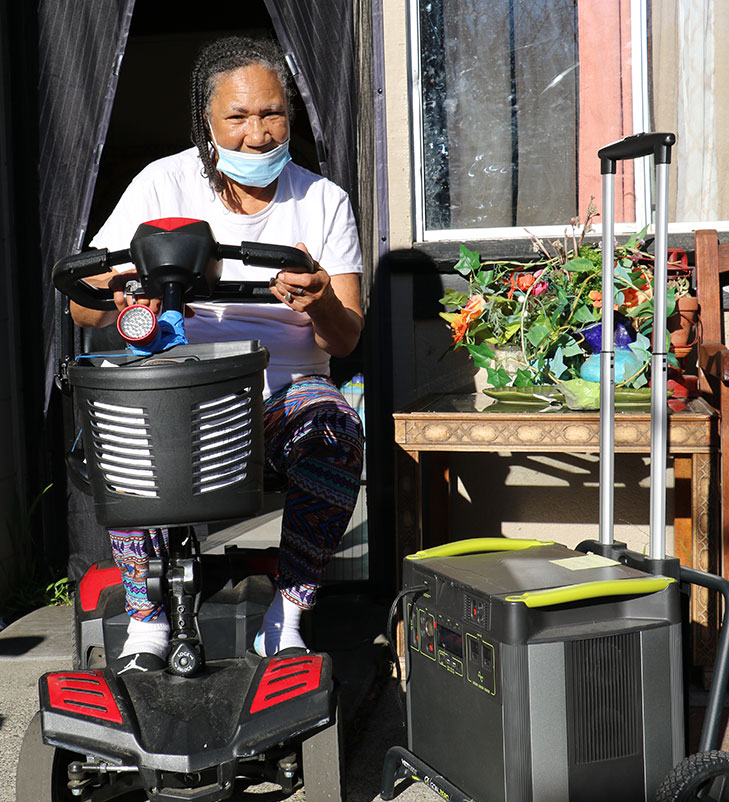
left=71, top=35, right=364, bottom=671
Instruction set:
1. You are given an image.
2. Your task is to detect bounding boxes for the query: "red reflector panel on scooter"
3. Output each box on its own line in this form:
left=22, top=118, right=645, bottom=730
left=79, top=564, right=122, bottom=612
left=46, top=671, right=123, bottom=724
left=250, top=655, right=324, bottom=714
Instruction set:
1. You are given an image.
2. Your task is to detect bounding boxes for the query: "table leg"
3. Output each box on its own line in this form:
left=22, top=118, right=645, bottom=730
left=690, top=451, right=719, bottom=667
left=674, top=456, right=692, bottom=567
left=421, top=452, right=451, bottom=549
left=395, top=447, right=422, bottom=587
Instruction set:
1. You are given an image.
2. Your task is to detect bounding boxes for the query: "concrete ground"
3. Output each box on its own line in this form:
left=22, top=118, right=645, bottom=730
left=0, top=602, right=435, bottom=802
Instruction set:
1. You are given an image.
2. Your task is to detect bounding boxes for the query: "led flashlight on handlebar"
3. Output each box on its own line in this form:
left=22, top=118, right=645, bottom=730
left=117, top=304, right=159, bottom=345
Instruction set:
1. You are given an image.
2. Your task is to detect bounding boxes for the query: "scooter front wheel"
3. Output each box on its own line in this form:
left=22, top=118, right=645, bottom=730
left=17, top=712, right=85, bottom=801
left=16, top=711, right=147, bottom=801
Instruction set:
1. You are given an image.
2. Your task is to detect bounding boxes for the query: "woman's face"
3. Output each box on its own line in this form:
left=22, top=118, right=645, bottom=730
left=207, top=63, right=290, bottom=153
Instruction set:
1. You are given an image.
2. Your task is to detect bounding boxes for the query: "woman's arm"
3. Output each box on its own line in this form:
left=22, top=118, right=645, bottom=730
left=308, top=272, right=363, bottom=357
left=270, top=244, right=363, bottom=358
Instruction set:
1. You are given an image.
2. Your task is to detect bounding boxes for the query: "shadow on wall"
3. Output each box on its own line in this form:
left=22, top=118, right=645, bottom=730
left=451, top=451, right=673, bottom=554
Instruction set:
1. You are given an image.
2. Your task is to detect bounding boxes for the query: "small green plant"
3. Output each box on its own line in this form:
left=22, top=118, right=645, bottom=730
left=46, top=576, right=72, bottom=607
left=0, top=483, right=71, bottom=621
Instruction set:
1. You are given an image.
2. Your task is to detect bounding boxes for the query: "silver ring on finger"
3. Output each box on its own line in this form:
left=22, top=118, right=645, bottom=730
left=294, top=286, right=305, bottom=296
left=284, top=291, right=293, bottom=303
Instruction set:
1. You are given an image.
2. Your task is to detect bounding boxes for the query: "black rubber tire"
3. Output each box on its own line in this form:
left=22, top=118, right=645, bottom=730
left=16, top=712, right=148, bottom=801
left=655, top=750, right=729, bottom=802
left=301, top=699, right=345, bottom=802
left=16, top=711, right=83, bottom=801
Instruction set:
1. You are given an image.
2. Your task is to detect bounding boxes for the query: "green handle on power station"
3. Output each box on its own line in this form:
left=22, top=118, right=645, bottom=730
left=406, top=538, right=553, bottom=561
left=505, top=576, right=675, bottom=608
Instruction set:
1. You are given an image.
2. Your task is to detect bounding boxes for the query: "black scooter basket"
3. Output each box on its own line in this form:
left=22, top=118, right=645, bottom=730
left=68, top=340, right=269, bottom=529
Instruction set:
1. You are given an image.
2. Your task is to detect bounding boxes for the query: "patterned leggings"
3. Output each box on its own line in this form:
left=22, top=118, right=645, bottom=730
left=109, top=376, right=365, bottom=621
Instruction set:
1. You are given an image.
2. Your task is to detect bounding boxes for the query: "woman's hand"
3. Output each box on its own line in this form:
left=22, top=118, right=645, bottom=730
left=108, top=272, right=162, bottom=315
left=269, top=243, right=334, bottom=312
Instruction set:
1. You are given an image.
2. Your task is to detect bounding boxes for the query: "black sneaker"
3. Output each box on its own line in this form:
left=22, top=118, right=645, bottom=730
left=109, top=652, right=166, bottom=676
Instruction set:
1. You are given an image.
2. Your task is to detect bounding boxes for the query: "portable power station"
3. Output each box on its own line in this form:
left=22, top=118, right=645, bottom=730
left=391, top=539, right=683, bottom=802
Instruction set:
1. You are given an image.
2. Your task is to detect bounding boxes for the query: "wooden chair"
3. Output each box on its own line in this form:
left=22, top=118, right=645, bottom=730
left=695, top=229, right=729, bottom=577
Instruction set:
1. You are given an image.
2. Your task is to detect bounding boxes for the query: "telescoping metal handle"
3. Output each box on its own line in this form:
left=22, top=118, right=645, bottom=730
left=597, top=132, right=675, bottom=562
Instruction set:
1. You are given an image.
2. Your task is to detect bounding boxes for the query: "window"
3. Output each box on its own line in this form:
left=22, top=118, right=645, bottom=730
left=410, top=0, right=729, bottom=240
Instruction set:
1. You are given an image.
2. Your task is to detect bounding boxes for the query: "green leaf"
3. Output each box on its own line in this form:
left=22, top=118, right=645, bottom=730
left=624, top=225, right=648, bottom=250
left=465, top=342, right=494, bottom=367
left=666, top=286, right=676, bottom=317
left=487, top=366, right=511, bottom=387
left=454, top=244, right=481, bottom=276
left=560, top=378, right=600, bottom=410
left=439, top=312, right=460, bottom=325
left=668, top=353, right=680, bottom=369
left=475, top=268, right=494, bottom=287
left=628, top=331, right=651, bottom=362
left=526, top=323, right=550, bottom=347
left=564, top=257, right=597, bottom=273
left=561, top=339, right=584, bottom=357
left=502, top=321, right=522, bottom=341
left=513, top=368, right=534, bottom=387
left=632, top=372, right=648, bottom=388
left=573, top=303, right=597, bottom=324
left=440, top=288, right=469, bottom=308
left=549, top=347, right=568, bottom=379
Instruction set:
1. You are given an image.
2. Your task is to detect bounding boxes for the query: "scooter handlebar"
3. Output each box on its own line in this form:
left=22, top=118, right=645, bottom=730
left=216, top=241, right=315, bottom=273
left=52, top=236, right=316, bottom=310
left=52, top=248, right=133, bottom=311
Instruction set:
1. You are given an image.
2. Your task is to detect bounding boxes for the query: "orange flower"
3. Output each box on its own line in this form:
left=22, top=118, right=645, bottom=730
left=620, top=286, right=650, bottom=308
left=507, top=271, right=536, bottom=299
left=450, top=294, right=484, bottom=343
left=588, top=290, right=602, bottom=308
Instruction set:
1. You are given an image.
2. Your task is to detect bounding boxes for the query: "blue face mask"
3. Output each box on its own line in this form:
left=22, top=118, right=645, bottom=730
left=211, top=130, right=291, bottom=188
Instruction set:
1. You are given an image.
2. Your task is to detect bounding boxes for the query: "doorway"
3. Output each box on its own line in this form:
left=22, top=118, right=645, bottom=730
left=85, top=1, right=369, bottom=585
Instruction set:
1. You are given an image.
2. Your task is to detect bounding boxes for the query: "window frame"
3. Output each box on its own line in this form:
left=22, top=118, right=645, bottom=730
left=408, top=0, right=729, bottom=244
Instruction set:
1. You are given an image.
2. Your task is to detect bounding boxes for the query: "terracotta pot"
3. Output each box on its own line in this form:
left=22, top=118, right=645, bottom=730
left=667, top=295, right=699, bottom=358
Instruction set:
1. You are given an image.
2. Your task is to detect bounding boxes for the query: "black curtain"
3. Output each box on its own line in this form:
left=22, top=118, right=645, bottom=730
left=264, top=0, right=359, bottom=216
left=38, top=0, right=136, bottom=406
left=37, top=1, right=136, bottom=579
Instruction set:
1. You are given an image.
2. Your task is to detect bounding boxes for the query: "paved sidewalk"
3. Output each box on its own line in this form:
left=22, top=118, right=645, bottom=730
left=0, top=606, right=73, bottom=802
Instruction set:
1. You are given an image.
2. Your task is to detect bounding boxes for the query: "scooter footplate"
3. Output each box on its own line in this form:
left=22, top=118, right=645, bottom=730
left=38, top=651, right=333, bottom=774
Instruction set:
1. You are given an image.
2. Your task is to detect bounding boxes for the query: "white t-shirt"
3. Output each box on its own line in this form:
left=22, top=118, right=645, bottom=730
left=90, top=147, right=363, bottom=397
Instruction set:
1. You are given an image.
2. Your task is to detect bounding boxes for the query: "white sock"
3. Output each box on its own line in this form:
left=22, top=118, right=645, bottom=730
left=119, top=612, right=170, bottom=659
left=254, top=589, right=306, bottom=657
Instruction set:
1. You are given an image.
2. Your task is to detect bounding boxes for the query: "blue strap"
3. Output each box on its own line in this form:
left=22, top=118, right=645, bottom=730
left=127, top=310, right=188, bottom=356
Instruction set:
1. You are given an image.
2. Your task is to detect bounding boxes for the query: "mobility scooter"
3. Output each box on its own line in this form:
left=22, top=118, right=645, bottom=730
left=16, top=218, right=344, bottom=801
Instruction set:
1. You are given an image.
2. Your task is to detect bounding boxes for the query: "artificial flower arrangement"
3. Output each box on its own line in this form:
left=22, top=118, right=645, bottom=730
left=439, top=203, right=692, bottom=409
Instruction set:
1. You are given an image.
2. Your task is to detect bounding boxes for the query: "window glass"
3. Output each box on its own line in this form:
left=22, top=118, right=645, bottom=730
left=413, top=0, right=729, bottom=238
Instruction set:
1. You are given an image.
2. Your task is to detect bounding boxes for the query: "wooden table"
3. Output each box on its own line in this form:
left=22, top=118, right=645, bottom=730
left=393, top=392, right=719, bottom=663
